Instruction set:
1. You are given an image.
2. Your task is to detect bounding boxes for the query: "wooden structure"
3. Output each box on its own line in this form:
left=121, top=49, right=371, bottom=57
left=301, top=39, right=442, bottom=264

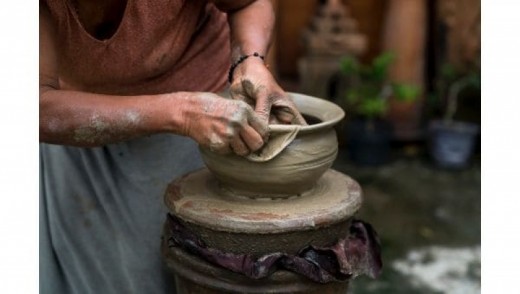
left=382, top=0, right=427, bottom=140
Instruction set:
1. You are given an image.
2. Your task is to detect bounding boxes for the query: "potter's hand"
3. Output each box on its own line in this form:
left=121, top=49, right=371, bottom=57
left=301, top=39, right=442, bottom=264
left=229, top=58, right=307, bottom=125
left=181, top=92, right=268, bottom=156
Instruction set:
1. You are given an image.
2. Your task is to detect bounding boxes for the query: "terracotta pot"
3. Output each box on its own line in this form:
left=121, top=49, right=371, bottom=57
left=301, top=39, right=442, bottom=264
left=199, top=92, right=345, bottom=198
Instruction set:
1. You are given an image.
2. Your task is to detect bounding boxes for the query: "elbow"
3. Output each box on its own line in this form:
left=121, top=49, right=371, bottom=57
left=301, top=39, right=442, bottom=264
left=39, top=96, right=54, bottom=143
left=39, top=109, right=56, bottom=143
left=39, top=109, right=66, bottom=145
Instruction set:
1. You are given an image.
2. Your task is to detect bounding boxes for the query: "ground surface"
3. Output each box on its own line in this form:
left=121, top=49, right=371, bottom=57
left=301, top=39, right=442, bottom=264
left=332, top=148, right=481, bottom=294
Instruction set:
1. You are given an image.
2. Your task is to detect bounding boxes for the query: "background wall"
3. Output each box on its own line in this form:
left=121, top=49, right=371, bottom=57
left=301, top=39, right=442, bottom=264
left=270, top=0, right=480, bottom=140
left=274, top=0, right=387, bottom=78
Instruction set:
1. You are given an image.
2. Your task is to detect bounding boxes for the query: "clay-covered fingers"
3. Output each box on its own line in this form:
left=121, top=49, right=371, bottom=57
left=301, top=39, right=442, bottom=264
left=271, top=106, right=297, bottom=124
left=229, top=137, right=249, bottom=156
left=208, top=140, right=232, bottom=155
left=247, top=109, right=269, bottom=143
left=271, top=97, right=308, bottom=125
left=229, top=101, right=268, bottom=155
left=229, top=82, right=255, bottom=106
left=240, top=125, right=265, bottom=153
left=252, top=87, right=272, bottom=125
left=230, top=79, right=274, bottom=125
left=186, top=93, right=268, bottom=156
left=230, top=124, right=266, bottom=156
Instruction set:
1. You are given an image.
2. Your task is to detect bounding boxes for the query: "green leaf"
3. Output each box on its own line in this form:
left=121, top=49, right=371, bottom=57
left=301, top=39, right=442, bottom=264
left=392, top=84, right=420, bottom=102
left=372, top=52, right=396, bottom=80
left=340, top=56, right=359, bottom=75
left=359, top=97, right=386, bottom=118
left=346, top=90, right=360, bottom=104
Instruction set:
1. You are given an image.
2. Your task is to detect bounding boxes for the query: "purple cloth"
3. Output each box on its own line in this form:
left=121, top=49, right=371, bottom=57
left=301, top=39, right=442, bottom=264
left=165, top=214, right=382, bottom=283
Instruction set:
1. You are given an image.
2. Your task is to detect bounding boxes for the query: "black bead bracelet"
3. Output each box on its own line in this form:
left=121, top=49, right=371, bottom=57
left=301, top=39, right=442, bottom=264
left=228, top=52, right=265, bottom=83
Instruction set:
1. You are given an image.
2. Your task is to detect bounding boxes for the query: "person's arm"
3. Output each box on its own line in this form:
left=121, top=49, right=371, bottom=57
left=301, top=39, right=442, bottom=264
left=212, top=0, right=306, bottom=125
left=39, top=3, right=266, bottom=155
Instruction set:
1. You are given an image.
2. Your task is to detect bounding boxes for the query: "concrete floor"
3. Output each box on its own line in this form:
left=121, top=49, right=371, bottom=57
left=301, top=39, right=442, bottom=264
left=332, top=147, right=481, bottom=294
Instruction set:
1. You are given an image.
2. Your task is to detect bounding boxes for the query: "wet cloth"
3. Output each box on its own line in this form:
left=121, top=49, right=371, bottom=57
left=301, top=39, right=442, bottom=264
left=40, top=0, right=230, bottom=293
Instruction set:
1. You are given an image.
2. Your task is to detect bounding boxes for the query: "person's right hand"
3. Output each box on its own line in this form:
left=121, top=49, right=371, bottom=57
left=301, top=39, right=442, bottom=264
left=181, top=92, right=268, bottom=156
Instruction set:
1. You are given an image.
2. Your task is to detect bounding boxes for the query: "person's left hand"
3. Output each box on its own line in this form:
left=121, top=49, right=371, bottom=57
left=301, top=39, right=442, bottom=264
left=229, top=57, right=307, bottom=126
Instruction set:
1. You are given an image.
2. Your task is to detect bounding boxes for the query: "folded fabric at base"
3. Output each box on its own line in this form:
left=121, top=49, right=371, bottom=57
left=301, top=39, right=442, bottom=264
left=165, top=214, right=382, bottom=283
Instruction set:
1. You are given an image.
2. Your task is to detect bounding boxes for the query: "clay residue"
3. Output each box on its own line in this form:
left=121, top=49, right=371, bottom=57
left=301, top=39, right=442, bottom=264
left=73, top=114, right=110, bottom=144
left=73, top=110, right=141, bottom=144
left=167, top=169, right=363, bottom=234
left=237, top=212, right=289, bottom=221
left=166, top=182, right=183, bottom=201
left=208, top=133, right=226, bottom=153
left=46, top=117, right=66, bottom=133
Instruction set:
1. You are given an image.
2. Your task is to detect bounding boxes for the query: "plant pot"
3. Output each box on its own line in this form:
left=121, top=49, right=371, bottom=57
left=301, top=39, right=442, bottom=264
left=345, top=119, right=393, bottom=166
left=428, top=120, right=479, bottom=169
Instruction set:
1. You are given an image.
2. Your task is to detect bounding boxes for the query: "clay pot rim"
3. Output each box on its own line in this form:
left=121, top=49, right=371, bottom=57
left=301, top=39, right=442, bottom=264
left=286, top=92, right=345, bottom=134
left=220, top=91, right=345, bottom=135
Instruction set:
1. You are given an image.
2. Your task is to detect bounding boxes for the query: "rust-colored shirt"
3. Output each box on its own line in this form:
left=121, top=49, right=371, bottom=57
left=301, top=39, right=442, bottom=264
left=45, top=0, right=230, bottom=95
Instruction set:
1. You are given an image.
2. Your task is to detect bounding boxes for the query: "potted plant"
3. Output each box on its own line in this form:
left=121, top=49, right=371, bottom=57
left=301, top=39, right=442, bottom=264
left=428, top=64, right=480, bottom=169
left=337, top=52, right=420, bottom=166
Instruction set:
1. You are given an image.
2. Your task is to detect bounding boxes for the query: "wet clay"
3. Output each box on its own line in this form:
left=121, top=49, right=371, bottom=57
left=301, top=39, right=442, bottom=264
left=199, top=93, right=345, bottom=198
left=246, top=124, right=300, bottom=162
left=164, top=169, right=362, bottom=234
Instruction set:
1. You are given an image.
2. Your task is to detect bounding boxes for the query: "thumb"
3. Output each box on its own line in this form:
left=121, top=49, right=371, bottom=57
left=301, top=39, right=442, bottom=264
left=272, top=99, right=308, bottom=125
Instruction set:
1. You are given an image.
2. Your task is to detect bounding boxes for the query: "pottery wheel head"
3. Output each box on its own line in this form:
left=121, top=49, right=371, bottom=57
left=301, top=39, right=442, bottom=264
left=164, top=168, right=362, bottom=234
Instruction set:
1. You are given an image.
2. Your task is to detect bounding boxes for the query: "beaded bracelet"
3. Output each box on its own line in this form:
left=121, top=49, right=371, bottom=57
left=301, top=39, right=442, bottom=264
left=228, top=52, right=265, bottom=83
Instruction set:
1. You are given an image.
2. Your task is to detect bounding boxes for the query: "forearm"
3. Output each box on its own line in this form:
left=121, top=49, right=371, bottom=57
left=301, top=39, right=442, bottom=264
left=39, top=1, right=267, bottom=153
left=39, top=87, right=191, bottom=147
left=214, top=0, right=306, bottom=125
left=226, top=0, right=275, bottom=61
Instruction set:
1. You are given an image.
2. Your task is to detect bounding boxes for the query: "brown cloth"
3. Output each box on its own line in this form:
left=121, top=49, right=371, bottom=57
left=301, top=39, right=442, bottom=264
left=45, top=0, right=230, bottom=95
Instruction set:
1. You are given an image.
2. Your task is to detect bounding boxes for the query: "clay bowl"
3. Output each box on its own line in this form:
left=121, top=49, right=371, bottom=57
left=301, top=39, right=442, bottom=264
left=199, top=92, right=345, bottom=198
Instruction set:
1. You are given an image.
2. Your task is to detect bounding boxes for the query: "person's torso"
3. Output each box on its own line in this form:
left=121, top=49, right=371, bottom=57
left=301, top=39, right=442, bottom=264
left=45, top=0, right=230, bottom=95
